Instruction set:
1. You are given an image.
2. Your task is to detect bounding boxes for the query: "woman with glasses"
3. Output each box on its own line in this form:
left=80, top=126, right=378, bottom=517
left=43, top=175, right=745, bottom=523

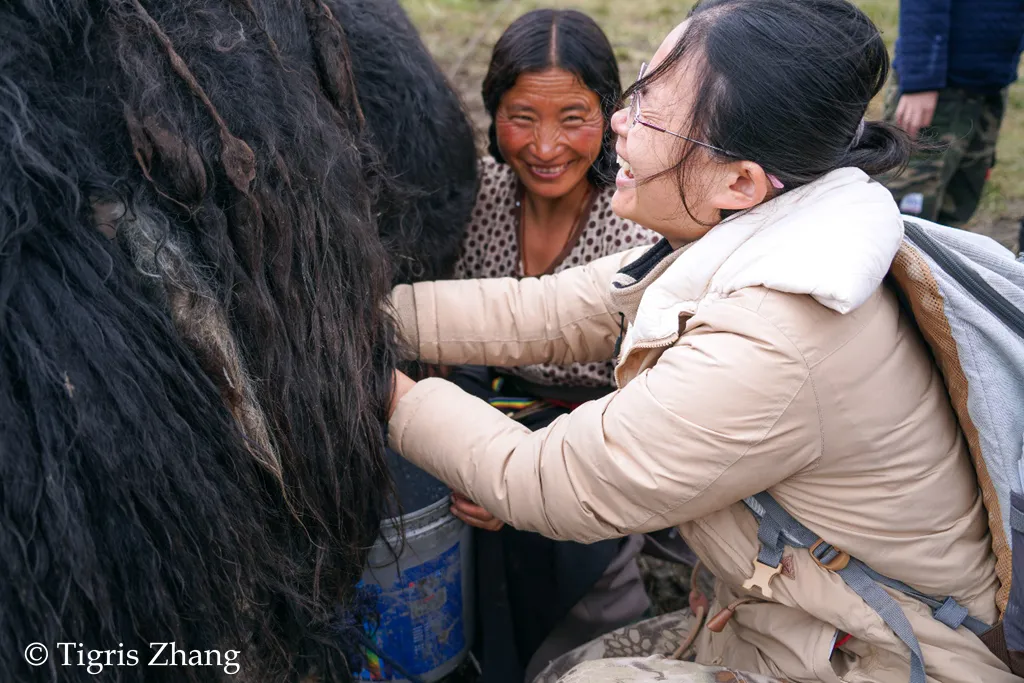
left=388, top=1, right=1012, bottom=682
left=441, top=9, right=658, bottom=683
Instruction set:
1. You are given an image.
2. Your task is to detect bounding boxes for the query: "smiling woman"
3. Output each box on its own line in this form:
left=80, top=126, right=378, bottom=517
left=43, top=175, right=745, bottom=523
left=458, top=9, right=658, bottom=384
left=389, top=1, right=1016, bottom=682
left=442, top=9, right=659, bottom=683
left=496, top=68, right=603, bottom=200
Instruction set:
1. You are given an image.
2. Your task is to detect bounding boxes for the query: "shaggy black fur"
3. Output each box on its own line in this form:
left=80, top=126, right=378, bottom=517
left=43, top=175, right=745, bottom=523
left=0, top=0, right=473, bottom=681
left=338, top=0, right=478, bottom=284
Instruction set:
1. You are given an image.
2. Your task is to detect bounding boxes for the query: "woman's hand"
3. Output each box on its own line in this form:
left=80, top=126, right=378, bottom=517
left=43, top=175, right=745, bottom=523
left=389, top=369, right=417, bottom=419
left=389, top=370, right=502, bottom=531
left=450, top=492, right=504, bottom=531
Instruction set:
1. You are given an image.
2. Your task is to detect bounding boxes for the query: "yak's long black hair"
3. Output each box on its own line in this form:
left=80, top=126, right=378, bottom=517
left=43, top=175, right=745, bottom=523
left=0, top=0, right=472, bottom=680
left=339, top=0, right=478, bottom=284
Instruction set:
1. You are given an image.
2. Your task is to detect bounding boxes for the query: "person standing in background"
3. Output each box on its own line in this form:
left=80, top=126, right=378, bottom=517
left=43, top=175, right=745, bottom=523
left=884, top=0, right=1024, bottom=227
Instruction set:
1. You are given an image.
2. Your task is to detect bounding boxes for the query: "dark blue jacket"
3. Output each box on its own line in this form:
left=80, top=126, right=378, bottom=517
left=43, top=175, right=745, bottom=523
left=893, top=0, right=1024, bottom=94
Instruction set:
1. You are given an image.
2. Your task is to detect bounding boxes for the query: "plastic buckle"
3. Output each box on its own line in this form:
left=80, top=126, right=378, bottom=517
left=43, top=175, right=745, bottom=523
left=742, top=560, right=782, bottom=599
left=810, top=539, right=850, bottom=571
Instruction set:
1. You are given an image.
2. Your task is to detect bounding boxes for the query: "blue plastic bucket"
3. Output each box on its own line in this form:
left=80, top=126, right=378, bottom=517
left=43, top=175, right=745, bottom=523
left=354, top=495, right=475, bottom=682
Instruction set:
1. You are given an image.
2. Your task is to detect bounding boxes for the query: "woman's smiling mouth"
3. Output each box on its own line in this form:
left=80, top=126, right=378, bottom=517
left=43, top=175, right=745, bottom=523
left=526, top=161, right=573, bottom=180
left=616, top=155, right=636, bottom=187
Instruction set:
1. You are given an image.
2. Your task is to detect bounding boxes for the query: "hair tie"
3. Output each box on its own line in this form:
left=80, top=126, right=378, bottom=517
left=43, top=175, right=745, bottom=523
left=849, top=118, right=866, bottom=150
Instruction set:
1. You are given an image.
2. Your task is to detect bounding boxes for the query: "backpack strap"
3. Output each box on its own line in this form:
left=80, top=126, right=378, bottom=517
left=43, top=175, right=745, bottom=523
left=979, top=491, right=1024, bottom=676
left=743, top=492, right=992, bottom=683
left=1003, top=491, right=1024, bottom=675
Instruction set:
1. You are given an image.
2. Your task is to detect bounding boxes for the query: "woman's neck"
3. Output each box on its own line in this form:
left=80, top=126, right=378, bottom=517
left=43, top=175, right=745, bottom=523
left=521, top=180, right=592, bottom=228
left=518, top=179, right=594, bottom=277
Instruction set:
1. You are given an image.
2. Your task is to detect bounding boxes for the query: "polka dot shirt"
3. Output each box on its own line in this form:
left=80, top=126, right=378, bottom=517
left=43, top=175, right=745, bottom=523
left=454, top=157, right=660, bottom=389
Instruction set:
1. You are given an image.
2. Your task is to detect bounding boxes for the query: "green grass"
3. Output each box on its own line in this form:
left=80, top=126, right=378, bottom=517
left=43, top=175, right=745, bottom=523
left=401, top=0, right=1023, bottom=248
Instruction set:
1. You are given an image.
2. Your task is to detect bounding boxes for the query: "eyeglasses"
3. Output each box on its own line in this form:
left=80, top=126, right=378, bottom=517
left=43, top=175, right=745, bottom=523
left=628, top=62, right=738, bottom=159
left=627, top=63, right=786, bottom=189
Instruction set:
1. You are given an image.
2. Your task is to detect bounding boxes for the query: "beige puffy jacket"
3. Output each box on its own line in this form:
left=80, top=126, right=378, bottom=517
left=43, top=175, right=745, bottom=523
left=388, top=169, right=1014, bottom=683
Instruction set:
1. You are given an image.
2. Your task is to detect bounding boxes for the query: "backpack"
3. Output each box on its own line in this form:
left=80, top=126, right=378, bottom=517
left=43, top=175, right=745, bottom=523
left=742, top=217, right=1024, bottom=682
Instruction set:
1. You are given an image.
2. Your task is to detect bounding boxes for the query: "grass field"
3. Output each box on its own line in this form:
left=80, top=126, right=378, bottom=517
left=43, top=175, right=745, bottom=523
left=401, top=0, right=1023, bottom=249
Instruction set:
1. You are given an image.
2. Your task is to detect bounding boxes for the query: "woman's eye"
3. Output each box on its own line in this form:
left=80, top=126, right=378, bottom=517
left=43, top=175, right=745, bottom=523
left=511, top=115, right=534, bottom=123
left=563, top=116, right=585, bottom=124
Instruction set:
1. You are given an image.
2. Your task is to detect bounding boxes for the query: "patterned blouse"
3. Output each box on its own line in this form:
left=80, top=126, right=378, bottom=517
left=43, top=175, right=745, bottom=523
left=454, top=157, right=660, bottom=391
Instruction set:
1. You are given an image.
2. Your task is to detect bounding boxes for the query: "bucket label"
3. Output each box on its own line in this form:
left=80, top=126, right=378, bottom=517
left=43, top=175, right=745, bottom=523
left=356, top=542, right=464, bottom=680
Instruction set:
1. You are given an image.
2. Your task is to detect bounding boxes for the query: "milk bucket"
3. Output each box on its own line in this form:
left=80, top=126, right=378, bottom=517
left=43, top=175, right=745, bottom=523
left=354, top=453, right=474, bottom=682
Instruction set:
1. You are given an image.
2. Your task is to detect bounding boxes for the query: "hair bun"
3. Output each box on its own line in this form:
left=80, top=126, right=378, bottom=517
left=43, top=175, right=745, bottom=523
left=840, top=120, right=912, bottom=177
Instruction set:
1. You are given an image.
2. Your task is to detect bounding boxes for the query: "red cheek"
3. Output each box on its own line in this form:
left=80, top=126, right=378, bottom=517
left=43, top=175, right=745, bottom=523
left=495, top=120, right=534, bottom=159
left=564, top=123, right=605, bottom=156
left=496, top=120, right=605, bottom=164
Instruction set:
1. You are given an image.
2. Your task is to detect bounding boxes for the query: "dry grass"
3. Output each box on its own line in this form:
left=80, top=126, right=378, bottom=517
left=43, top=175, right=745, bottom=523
left=401, top=0, right=1023, bottom=248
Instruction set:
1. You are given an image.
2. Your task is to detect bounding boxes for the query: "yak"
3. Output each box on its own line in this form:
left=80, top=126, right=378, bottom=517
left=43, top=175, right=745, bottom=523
left=0, top=0, right=476, bottom=681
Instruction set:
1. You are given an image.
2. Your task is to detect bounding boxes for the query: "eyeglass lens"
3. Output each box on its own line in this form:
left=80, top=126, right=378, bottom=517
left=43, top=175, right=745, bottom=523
left=629, top=62, right=648, bottom=127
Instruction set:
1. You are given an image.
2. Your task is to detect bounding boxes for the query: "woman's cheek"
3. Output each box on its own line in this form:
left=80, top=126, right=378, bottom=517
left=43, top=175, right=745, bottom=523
left=566, top=121, right=605, bottom=159
left=495, top=119, right=533, bottom=159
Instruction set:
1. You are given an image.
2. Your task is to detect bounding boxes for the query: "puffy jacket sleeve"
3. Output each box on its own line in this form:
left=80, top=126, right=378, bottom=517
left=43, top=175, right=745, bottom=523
left=390, top=247, right=645, bottom=368
left=895, top=0, right=952, bottom=93
left=388, top=298, right=822, bottom=542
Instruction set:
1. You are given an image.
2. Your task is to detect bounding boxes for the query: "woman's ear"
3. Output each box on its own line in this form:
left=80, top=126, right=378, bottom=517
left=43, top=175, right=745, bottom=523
left=709, top=161, right=773, bottom=211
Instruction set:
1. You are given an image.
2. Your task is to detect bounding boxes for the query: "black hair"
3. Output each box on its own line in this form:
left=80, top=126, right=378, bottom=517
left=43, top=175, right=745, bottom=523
left=339, top=0, right=478, bottom=285
left=482, top=9, right=621, bottom=188
left=628, top=0, right=911, bottom=221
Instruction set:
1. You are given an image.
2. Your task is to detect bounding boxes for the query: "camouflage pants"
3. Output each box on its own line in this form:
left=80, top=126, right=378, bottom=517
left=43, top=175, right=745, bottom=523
left=881, top=84, right=1007, bottom=227
left=532, top=610, right=786, bottom=683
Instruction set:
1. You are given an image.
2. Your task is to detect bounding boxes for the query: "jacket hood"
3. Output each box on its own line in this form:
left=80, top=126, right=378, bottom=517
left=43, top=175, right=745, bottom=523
left=625, top=167, right=904, bottom=343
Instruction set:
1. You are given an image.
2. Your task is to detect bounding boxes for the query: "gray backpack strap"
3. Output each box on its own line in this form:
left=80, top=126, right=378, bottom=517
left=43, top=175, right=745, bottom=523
left=855, top=564, right=988, bottom=634
left=744, top=492, right=990, bottom=683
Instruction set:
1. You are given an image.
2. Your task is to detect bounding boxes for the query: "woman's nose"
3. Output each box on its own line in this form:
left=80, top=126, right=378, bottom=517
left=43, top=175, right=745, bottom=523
left=610, top=107, right=630, bottom=138
left=533, top=125, right=562, bottom=159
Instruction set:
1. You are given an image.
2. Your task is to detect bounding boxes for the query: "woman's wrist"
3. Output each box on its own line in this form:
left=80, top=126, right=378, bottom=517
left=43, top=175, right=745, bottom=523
left=390, top=284, right=420, bottom=355
left=389, top=369, right=418, bottom=419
